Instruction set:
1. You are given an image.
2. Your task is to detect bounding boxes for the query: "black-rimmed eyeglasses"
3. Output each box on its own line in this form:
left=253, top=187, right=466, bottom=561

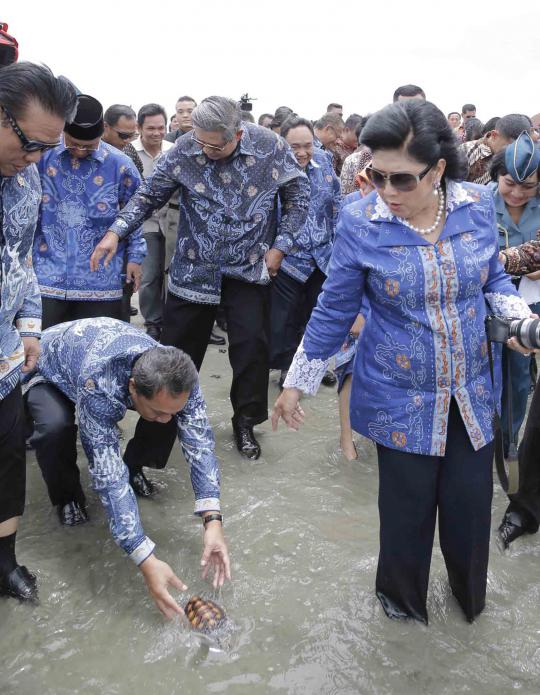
left=1, top=105, right=61, bottom=153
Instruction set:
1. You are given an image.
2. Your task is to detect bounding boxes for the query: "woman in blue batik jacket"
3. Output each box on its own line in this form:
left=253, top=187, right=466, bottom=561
left=272, top=100, right=532, bottom=625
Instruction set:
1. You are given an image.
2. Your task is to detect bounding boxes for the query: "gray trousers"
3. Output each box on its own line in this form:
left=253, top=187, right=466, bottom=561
left=140, top=231, right=165, bottom=330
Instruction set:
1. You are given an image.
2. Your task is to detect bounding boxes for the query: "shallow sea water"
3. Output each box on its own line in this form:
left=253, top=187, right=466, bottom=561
left=1, top=338, right=540, bottom=695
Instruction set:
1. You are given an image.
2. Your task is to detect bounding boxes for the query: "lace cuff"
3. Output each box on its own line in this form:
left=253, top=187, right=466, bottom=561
left=485, top=292, right=531, bottom=319
left=283, top=338, right=329, bottom=395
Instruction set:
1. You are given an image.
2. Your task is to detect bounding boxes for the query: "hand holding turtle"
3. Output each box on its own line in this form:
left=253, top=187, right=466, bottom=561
left=139, top=554, right=187, bottom=619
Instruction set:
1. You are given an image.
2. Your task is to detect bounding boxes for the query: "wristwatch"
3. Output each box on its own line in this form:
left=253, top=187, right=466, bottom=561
left=203, top=513, right=223, bottom=527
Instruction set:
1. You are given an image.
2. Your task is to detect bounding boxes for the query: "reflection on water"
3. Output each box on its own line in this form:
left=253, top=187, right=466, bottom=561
left=1, top=347, right=539, bottom=695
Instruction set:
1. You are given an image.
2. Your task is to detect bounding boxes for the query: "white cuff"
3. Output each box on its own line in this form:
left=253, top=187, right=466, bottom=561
left=282, top=337, right=329, bottom=395
left=195, top=497, right=221, bottom=515
left=485, top=292, right=531, bottom=319
left=16, top=317, right=41, bottom=335
left=129, top=536, right=155, bottom=565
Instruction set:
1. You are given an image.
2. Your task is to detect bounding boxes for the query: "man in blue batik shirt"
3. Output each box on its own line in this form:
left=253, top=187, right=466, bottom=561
left=269, top=116, right=341, bottom=387
left=33, top=94, right=145, bottom=331
left=90, top=96, right=309, bottom=469
left=0, top=62, right=77, bottom=603
left=23, top=317, right=230, bottom=618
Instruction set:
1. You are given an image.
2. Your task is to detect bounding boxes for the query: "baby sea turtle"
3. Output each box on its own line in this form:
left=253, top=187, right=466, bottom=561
left=184, top=596, right=226, bottom=633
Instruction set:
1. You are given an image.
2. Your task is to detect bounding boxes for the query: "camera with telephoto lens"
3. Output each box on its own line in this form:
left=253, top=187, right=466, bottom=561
left=486, top=315, right=540, bottom=350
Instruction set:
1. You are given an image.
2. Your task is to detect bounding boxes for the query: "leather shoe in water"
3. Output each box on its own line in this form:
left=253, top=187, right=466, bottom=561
left=209, top=329, right=226, bottom=346
left=0, top=565, right=38, bottom=601
left=498, top=510, right=535, bottom=549
left=129, top=470, right=157, bottom=498
left=321, top=370, right=337, bottom=387
left=233, top=423, right=261, bottom=460
left=57, top=500, right=89, bottom=526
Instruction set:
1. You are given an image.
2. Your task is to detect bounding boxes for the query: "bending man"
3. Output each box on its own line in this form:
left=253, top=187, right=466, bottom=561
left=23, top=317, right=230, bottom=617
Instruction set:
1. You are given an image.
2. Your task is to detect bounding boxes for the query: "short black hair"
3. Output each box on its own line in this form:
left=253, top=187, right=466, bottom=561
left=463, top=117, right=484, bottom=142
left=132, top=346, right=198, bottom=398
left=327, top=102, right=343, bottom=111
left=240, top=110, right=254, bottom=123
left=447, top=111, right=461, bottom=119
left=271, top=106, right=295, bottom=130
left=482, top=116, right=500, bottom=136
left=176, top=95, right=196, bottom=104
left=258, top=112, right=273, bottom=125
left=496, top=113, right=532, bottom=140
left=280, top=116, right=314, bottom=140
left=344, top=113, right=363, bottom=130
left=462, top=103, right=476, bottom=113
left=490, top=146, right=540, bottom=182
left=360, top=100, right=467, bottom=181
left=0, top=61, right=77, bottom=121
left=392, top=84, right=425, bottom=102
left=137, top=103, right=167, bottom=127
left=355, top=115, right=371, bottom=143
left=104, top=104, right=136, bottom=126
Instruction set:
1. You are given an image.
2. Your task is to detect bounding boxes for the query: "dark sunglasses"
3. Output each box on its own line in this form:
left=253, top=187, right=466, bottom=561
left=365, top=162, right=433, bottom=192
left=112, top=128, right=138, bottom=141
left=1, top=105, right=61, bottom=152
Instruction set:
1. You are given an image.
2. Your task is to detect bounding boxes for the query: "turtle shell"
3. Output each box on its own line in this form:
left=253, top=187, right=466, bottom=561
left=184, top=595, right=226, bottom=632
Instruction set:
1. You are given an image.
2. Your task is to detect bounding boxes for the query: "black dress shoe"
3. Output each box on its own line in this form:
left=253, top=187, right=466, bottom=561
left=498, top=510, right=535, bottom=549
left=57, top=501, right=89, bottom=526
left=233, top=423, right=261, bottom=460
left=129, top=470, right=157, bottom=498
left=209, top=329, right=226, bottom=346
left=130, top=305, right=138, bottom=316
left=321, top=370, right=337, bottom=387
left=0, top=565, right=38, bottom=602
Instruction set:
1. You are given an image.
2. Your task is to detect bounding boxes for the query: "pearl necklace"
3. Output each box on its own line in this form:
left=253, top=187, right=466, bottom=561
left=398, top=187, right=446, bottom=236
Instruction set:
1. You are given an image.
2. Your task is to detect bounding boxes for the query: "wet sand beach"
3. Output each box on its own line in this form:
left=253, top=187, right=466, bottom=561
left=1, top=332, right=540, bottom=695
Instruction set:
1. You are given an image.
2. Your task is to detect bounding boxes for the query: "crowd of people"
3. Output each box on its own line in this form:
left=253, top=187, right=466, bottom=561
left=1, top=57, right=539, bottom=627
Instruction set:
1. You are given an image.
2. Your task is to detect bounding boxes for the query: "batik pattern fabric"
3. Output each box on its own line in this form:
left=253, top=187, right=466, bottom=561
left=109, top=122, right=310, bottom=304
left=33, top=141, right=145, bottom=301
left=340, top=147, right=372, bottom=195
left=22, top=317, right=221, bottom=563
left=283, top=180, right=531, bottom=456
left=0, top=166, right=42, bottom=400
left=280, top=149, right=341, bottom=283
left=503, top=238, right=540, bottom=275
left=460, top=139, right=493, bottom=185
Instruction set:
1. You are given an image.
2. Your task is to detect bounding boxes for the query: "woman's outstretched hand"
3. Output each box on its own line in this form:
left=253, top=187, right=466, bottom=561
left=271, top=387, right=305, bottom=431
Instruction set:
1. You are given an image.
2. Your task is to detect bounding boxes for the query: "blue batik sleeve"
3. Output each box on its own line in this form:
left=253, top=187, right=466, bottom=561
left=175, top=382, right=221, bottom=514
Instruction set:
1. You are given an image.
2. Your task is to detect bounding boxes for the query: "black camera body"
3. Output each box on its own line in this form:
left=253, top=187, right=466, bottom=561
left=486, top=315, right=540, bottom=350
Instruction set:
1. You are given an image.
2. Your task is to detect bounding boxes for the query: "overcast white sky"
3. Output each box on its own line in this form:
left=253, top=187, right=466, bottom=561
left=8, top=1, right=540, bottom=122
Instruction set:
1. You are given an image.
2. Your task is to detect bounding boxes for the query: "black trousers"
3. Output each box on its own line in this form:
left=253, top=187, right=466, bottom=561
left=42, top=297, right=123, bottom=330
left=375, top=399, right=494, bottom=624
left=25, top=383, right=84, bottom=508
left=0, top=384, right=26, bottom=523
left=269, top=268, right=326, bottom=370
left=124, top=277, right=270, bottom=473
left=506, top=376, right=540, bottom=531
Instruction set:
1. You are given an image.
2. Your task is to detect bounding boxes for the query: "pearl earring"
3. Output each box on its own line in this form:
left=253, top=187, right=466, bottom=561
left=433, top=181, right=440, bottom=196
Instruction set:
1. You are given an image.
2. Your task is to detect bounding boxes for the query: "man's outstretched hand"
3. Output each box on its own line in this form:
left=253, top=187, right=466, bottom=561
left=201, top=520, right=231, bottom=589
left=139, top=554, right=187, bottom=620
left=90, top=230, right=120, bottom=271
